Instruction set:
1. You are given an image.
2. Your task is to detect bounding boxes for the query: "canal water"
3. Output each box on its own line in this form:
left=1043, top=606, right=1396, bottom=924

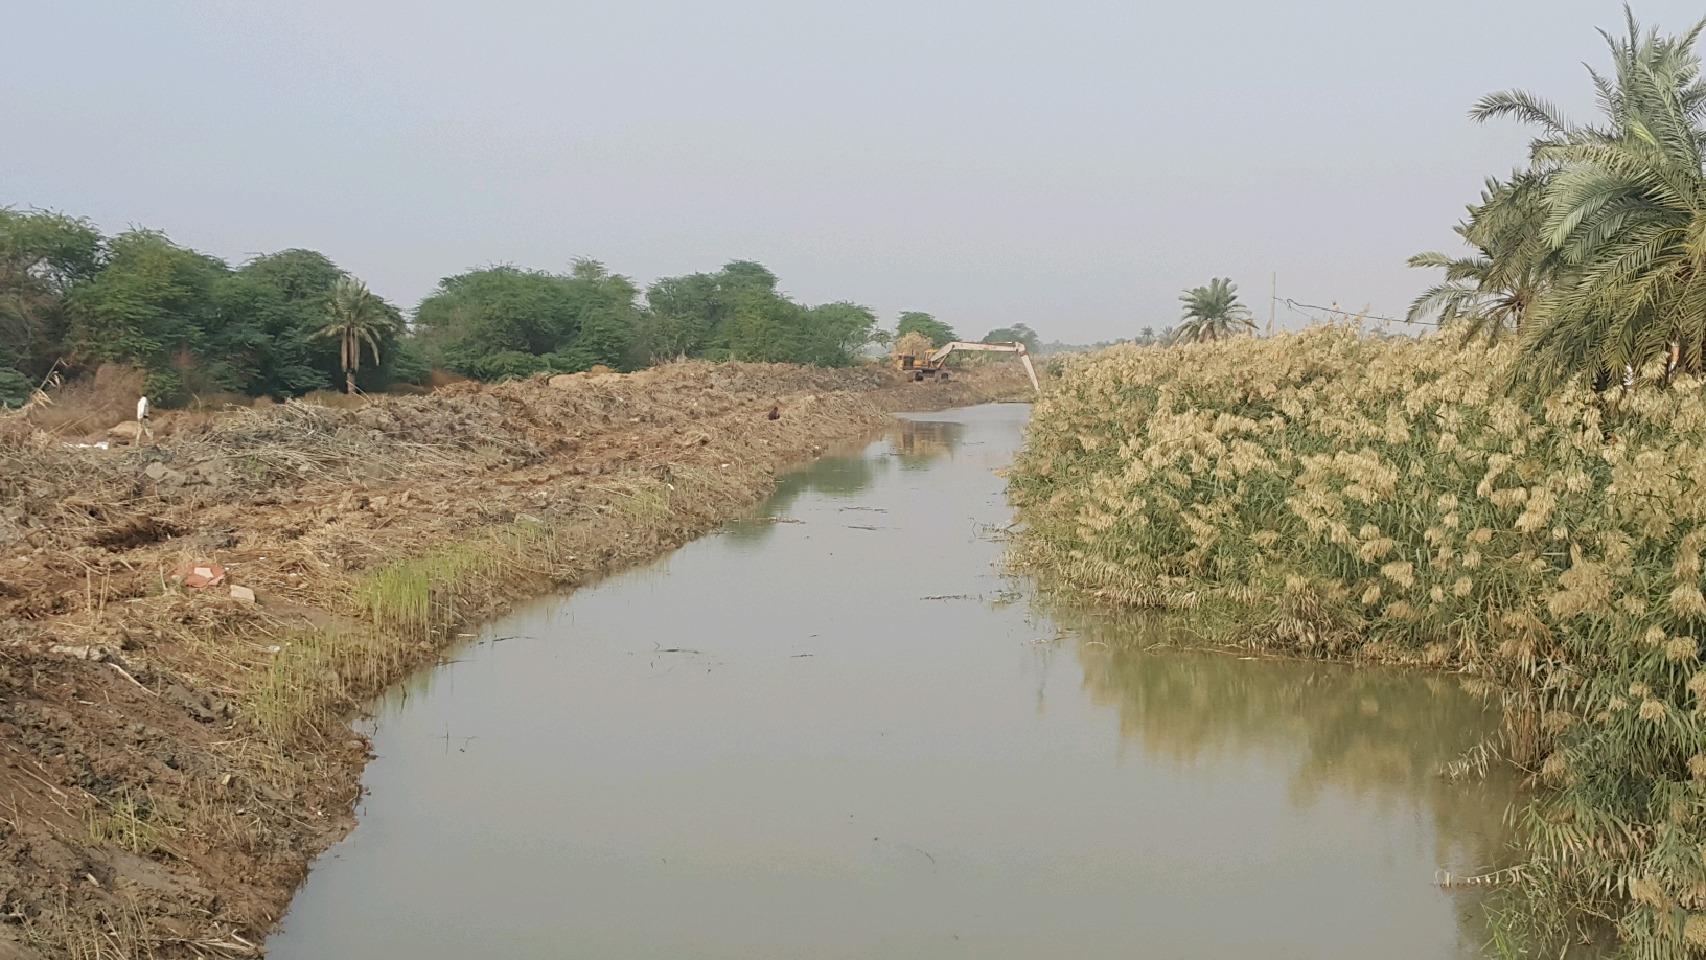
left=269, top=403, right=1515, bottom=959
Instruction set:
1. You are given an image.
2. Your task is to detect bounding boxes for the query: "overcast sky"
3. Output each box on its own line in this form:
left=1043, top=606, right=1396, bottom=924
left=4, top=1, right=1702, bottom=342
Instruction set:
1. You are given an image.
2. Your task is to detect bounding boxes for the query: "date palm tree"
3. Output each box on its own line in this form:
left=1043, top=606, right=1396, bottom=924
left=1171, top=278, right=1255, bottom=344
left=318, top=277, right=397, bottom=395
left=1408, top=172, right=1555, bottom=344
left=1472, top=9, right=1706, bottom=390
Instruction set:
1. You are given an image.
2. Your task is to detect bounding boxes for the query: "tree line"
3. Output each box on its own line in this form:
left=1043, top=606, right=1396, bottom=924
left=0, top=211, right=1031, bottom=407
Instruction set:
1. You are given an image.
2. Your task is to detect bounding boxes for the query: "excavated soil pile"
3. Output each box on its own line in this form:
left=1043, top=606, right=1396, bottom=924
left=0, top=362, right=1022, bottom=958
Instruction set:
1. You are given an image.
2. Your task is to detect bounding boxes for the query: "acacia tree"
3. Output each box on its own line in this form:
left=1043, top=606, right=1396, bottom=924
left=68, top=230, right=230, bottom=402
left=982, top=323, right=1040, bottom=351
left=1171, top=278, right=1254, bottom=343
left=896, top=311, right=957, bottom=347
left=0, top=209, right=101, bottom=386
left=219, top=249, right=350, bottom=397
left=319, top=277, right=397, bottom=394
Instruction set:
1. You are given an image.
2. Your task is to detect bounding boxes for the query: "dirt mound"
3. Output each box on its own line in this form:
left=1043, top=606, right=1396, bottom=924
left=0, top=361, right=1024, bottom=957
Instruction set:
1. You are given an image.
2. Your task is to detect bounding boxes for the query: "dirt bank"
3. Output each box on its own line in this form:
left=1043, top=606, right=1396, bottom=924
left=0, top=362, right=1024, bottom=959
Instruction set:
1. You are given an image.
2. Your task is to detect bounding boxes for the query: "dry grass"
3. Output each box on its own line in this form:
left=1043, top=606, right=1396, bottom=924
left=84, top=792, right=178, bottom=858
left=23, top=363, right=148, bottom=436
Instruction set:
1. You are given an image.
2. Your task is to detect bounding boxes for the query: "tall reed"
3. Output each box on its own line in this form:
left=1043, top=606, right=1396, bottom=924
left=1010, top=326, right=1706, bottom=958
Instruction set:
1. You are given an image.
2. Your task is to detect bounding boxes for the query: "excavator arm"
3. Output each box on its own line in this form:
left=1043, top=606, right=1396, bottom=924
left=926, top=341, right=1041, bottom=393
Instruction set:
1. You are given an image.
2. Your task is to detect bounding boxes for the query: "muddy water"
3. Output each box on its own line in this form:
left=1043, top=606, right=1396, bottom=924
left=269, top=404, right=1515, bottom=960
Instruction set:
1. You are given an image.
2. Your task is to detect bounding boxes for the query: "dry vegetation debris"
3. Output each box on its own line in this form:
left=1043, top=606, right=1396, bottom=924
left=0, top=361, right=1020, bottom=959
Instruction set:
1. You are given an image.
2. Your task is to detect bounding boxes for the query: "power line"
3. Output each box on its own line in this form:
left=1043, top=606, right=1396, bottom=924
left=1277, top=296, right=1444, bottom=328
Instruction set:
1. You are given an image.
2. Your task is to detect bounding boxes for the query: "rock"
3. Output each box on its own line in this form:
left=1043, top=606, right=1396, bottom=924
left=228, top=585, right=256, bottom=603
left=48, top=644, right=114, bottom=662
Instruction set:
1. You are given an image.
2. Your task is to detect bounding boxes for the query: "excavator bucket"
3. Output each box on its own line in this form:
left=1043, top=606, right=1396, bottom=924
left=1016, top=351, right=1040, bottom=393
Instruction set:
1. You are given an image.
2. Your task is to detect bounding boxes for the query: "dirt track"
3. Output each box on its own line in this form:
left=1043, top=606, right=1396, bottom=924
left=0, top=362, right=1023, bottom=958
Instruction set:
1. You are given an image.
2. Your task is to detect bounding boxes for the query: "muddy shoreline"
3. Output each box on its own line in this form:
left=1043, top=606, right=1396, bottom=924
left=0, top=363, right=1024, bottom=958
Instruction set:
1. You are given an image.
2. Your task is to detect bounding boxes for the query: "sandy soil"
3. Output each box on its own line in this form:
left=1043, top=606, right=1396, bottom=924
left=0, top=362, right=1023, bottom=958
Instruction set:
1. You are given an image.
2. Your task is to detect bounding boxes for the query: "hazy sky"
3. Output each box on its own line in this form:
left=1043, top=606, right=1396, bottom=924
left=5, top=1, right=1702, bottom=342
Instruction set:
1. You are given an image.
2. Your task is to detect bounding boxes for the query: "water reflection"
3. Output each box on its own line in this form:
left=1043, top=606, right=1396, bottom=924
left=1063, top=608, right=1520, bottom=879
left=722, top=419, right=964, bottom=545
left=890, top=418, right=960, bottom=470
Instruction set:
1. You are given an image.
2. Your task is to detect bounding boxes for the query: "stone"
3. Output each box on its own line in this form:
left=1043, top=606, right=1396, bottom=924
left=228, top=585, right=256, bottom=603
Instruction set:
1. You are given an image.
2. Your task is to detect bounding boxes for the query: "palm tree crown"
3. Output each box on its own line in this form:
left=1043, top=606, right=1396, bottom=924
left=1408, top=172, right=1555, bottom=343
left=1172, top=278, right=1255, bottom=344
left=318, top=276, right=397, bottom=395
left=1452, top=8, right=1706, bottom=391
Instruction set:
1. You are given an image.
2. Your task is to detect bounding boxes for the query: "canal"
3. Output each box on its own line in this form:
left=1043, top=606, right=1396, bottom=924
left=269, top=403, right=1514, bottom=959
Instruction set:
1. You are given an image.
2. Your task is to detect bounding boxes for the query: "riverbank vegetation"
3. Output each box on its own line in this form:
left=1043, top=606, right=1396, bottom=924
left=0, top=212, right=961, bottom=408
left=1011, top=329, right=1706, bottom=956
left=1013, top=9, right=1706, bottom=957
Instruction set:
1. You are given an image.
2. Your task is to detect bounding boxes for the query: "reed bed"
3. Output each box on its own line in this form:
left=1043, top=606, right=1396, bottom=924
left=1009, top=326, right=1706, bottom=957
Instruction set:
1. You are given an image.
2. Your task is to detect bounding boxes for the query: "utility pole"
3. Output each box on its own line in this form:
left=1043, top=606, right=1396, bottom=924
left=1268, top=272, right=1276, bottom=337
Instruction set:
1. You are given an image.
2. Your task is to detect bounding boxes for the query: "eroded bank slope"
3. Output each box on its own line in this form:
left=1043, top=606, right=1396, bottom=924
left=0, top=362, right=1022, bottom=958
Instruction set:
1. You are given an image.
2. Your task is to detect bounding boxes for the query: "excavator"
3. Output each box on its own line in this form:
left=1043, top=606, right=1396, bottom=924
left=894, top=341, right=1041, bottom=393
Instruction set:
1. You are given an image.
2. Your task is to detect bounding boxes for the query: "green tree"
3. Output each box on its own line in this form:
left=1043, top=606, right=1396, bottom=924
left=217, top=249, right=347, bottom=396
left=413, top=261, right=644, bottom=378
left=414, top=266, right=579, bottom=377
left=0, top=209, right=102, bottom=382
left=896, top=311, right=957, bottom=347
left=1171, top=278, right=1254, bottom=344
left=724, top=291, right=809, bottom=362
left=718, top=259, right=779, bottom=294
left=0, top=367, right=29, bottom=407
left=638, top=261, right=871, bottom=366
left=641, top=260, right=782, bottom=362
left=550, top=258, right=639, bottom=371
left=981, top=323, right=1039, bottom=352
left=637, top=272, right=722, bottom=362
left=318, top=277, right=398, bottom=394
left=803, top=301, right=878, bottom=365
left=67, top=229, right=231, bottom=401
